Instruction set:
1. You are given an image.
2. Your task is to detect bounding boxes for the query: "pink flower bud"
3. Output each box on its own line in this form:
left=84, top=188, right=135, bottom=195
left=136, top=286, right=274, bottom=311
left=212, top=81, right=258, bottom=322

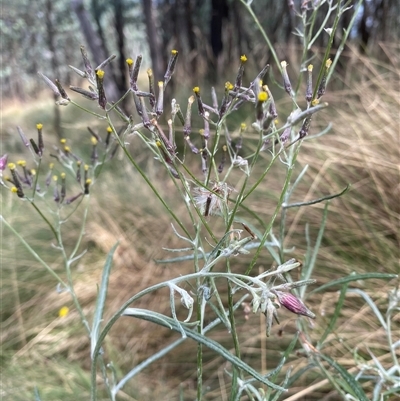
left=274, top=290, right=315, bottom=319
left=0, top=154, right=8, bottom=171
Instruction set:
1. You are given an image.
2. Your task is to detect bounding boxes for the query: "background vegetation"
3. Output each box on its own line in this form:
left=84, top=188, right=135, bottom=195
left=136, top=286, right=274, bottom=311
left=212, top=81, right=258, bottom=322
left=1, top=1, right=399, bottom=400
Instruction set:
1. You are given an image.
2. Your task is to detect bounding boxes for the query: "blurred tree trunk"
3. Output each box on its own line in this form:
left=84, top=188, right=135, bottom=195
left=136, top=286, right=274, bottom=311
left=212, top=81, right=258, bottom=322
left=183, top=0, right=196, bottom=74
left=71, top=0, right=119, bottom=101
left=142, top=0, right=164, bottom=82
left=210, top=0, right=229, bottom=59
left=44, top=0, right=62, bottom=139
left=112, top=0, right=128, bottom=95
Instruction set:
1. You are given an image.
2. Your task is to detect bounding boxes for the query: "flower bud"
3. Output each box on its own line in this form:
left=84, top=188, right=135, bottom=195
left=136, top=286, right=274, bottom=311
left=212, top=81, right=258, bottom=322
left=95, top=69, right=107, bottom=109
left=164, top=49, right=178, bottom=87
left=273, top=290, right=315, bottom=319
left=281, top=61, right=293, bottom=97
left=193, top=87, right=205, bottom=117
left=234, top=55, right=247, bottom=91
left=0, top=154, right=8, bottom=171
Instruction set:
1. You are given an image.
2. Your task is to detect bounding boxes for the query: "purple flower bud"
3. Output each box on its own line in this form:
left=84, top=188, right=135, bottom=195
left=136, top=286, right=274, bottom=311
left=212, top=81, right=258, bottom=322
left=0, top=154, right=8, bottom=171
left=274, top=290, right=315, bottom=319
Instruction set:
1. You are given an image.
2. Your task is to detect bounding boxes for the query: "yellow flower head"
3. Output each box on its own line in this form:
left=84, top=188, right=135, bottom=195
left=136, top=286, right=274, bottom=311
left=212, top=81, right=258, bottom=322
left=53, top=175, right=58, bottom=182
left=107, top=126, right=112, bottom=133
left=126, top=58, right=133, bottom=66
left=171, top=49, right=178, bottom=55
left=60, top=138, right=67, bottom=144
left=258, top=92, right=268, bottom=102
left=60, top=172, right=66, bottom=179
left=30, top=169, right=36, bottom=176
left=240, top=55, right=247, bottom=63
left=86, top=178, right=92, bottom=185
left=8, top=163, right=16, bottom=170
left=96, top=69, right=105, bottom=79
left=36, top=123, right=43, bottom=130
left=225, top=82, right=234, bottom=91
left=17, top=160, right=26, bottom=167
left=84, top=164, right=89, bottom=171
left=325, top=58, right=332, bottom=69
left=193, top=86, right=200, bottom=93
left=91, top=137, right=98, bottom=145
left=58, top=306, right=69, bottom=318
left=11, top=187, right=18, bottom=193
left=308, top=64, right=313, bottom=72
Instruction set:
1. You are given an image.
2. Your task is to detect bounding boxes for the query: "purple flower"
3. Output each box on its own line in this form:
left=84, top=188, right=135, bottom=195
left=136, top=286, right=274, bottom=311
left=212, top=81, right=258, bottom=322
left=274, top=290, right=316, bottom=319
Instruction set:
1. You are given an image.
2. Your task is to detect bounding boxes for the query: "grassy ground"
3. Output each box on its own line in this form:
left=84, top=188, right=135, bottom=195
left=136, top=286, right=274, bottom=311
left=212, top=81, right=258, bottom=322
left=1, top=48, right=399, bottom=400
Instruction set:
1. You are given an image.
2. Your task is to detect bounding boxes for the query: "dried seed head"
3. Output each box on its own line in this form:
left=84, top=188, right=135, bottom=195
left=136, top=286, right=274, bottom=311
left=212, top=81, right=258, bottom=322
left=193, top=182, right=232, bottom=217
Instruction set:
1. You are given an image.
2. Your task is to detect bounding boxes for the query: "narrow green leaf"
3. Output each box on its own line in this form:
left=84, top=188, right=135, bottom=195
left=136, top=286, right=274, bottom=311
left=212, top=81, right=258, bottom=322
left=318, top=353, right=369, bottom=401
left=122, top=308, right=286, bottom=392
left=310, top=273, right=398, bottom=294
left=284, top=184, right=350, bottom=209
left=318, top=282, right=348, bottom=347
left=91, top=241, right=119, bottom=358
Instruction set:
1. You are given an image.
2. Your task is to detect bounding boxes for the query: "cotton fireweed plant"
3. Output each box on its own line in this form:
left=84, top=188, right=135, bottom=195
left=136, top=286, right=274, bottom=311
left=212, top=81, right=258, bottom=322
left=2, top=1, right=397, bottom=400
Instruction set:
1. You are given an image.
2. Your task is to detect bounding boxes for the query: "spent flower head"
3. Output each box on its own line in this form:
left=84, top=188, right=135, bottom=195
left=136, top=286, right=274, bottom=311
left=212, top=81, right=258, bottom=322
left=193, top=182, right=233, bottom=217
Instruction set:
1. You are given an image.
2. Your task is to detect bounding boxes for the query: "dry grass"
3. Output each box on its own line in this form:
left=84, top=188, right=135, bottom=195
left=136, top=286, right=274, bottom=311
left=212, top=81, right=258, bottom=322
left=1, top=47, right=399, bottom=400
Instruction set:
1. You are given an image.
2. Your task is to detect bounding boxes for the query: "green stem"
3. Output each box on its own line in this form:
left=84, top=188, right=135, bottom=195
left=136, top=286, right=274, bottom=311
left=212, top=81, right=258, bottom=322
left=239, top=0, right=281, bottom=73
left=106, top=117, right=192, bottom=239
left=246, top=143, right=301, bottom=275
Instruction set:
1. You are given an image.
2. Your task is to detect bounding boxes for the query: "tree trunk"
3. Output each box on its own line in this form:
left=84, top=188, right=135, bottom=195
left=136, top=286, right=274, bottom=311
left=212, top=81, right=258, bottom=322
left=142, top=0, right=164, bottom=82
left=45, top=0, right=62, bottom=139
left=71, top=0, right=119, bottom=101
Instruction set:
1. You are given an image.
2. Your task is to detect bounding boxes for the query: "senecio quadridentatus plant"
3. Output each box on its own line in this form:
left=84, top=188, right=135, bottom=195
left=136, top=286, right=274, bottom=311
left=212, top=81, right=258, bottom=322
left=1, top=3, right=357, bottom=398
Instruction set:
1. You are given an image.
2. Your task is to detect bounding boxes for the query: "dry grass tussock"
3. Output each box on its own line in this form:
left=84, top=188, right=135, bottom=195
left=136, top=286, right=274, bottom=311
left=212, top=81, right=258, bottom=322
left=2, top=48, right=399, bottom=399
